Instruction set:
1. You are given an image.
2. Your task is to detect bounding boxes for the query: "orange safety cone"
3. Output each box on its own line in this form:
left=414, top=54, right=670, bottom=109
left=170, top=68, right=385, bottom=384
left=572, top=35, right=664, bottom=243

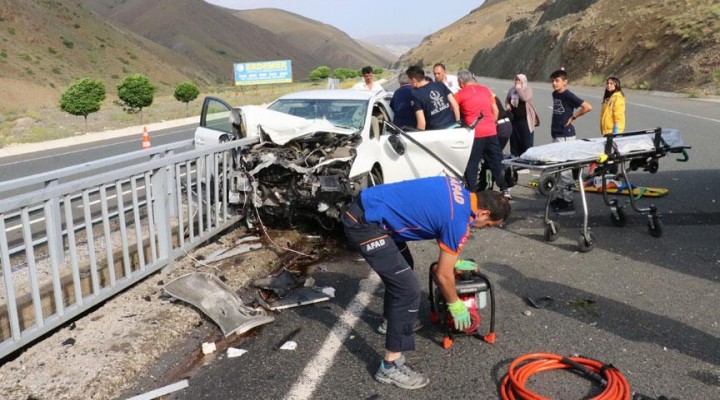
left=141, top=126, right=151, bottom=149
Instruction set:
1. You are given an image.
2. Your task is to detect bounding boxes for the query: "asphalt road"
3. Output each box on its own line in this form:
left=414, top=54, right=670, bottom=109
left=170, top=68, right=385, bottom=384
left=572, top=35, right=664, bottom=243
left=0, top=124, right=196, bottom=182
left=116, top=81, right=719, bottom=399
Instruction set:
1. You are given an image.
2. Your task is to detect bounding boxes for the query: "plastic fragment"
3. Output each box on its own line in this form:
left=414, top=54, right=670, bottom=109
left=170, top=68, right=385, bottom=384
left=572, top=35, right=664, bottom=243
left=202, top=342, right=217, bottom=354
left=279, top=341, right=297, bottom=350
left=227, top=347, right=248, bottom=358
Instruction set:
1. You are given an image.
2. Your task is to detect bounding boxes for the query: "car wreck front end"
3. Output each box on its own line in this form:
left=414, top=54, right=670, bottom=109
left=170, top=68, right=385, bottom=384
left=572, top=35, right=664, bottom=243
left=227, top=99, right=371, bottom=228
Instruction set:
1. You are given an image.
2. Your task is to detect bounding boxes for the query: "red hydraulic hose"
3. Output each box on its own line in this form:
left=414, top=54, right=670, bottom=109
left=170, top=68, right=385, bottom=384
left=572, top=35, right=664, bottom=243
left=500, top=353, right=632, bottom=400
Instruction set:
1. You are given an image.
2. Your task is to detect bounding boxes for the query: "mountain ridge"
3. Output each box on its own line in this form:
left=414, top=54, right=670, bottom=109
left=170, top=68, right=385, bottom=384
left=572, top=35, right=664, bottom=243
left=396, top=0, right=719, bottom=94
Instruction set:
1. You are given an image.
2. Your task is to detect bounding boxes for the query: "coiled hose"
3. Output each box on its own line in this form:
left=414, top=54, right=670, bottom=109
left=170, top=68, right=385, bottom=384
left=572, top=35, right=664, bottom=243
left=500, top=353, right=633, bottom=400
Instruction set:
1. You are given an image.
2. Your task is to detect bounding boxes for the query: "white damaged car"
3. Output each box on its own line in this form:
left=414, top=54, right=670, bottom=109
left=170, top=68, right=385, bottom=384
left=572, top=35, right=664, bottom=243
left=194, top=89, right=476, bottom=227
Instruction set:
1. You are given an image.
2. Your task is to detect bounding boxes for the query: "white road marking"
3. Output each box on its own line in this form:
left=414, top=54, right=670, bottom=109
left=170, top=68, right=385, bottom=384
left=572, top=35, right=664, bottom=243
left=630, top=102, right=720, bottom=124
left=283, top=273, right=381, bottom=400
left=578, top=91, right=720, bottom=124
left=5, top=216, right=46, bottom=232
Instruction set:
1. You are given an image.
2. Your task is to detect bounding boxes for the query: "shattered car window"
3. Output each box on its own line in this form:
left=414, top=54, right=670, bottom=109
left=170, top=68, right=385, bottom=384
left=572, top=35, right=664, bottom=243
left=268, top=99, right=368, bottom=131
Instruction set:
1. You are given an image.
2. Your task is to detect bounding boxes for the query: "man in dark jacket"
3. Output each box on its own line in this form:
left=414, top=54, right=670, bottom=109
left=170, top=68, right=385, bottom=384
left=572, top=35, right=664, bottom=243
left=389, top=73, right=417, bottom=129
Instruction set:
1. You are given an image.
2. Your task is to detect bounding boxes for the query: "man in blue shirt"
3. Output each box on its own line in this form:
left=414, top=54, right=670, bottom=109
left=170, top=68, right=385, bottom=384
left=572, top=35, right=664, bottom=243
left=406, top=66, right=460, bottom=130
left=549, top=68, right=592, bottom=213
left=342, top=176, right=510, bottom=389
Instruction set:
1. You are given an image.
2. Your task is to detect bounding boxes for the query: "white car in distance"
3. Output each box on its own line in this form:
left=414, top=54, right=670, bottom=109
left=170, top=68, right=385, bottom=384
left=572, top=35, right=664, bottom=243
left=194, top=89, right=475, bottom=227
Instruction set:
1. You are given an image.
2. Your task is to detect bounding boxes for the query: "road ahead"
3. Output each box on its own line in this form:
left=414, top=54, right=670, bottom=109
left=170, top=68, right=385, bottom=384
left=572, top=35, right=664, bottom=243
left=115, top=81, right=719, bottom=399
left=0, top=124, right=196, bottom=182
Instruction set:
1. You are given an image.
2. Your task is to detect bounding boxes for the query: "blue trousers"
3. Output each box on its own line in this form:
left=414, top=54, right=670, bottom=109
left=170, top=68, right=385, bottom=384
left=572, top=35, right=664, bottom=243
left=342, top=200, right=419, bottom=353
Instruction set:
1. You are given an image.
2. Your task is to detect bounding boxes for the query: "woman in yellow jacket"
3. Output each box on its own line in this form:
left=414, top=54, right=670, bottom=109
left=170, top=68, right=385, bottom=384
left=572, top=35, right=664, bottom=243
left=600, top=76, right=625, bottom=135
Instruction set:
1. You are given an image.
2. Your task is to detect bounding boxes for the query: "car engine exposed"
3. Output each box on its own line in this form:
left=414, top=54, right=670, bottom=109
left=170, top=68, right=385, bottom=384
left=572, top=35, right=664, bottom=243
left=229, top=129, right=363, bottom=228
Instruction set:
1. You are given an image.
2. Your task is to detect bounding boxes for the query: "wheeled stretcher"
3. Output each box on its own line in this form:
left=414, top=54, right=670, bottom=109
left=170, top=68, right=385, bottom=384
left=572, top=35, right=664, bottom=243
left=502, top=128, right=690, bottom=252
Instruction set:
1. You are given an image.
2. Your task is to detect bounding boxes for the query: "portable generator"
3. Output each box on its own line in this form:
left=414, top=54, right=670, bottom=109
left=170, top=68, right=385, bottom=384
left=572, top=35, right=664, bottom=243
left=428, top=259, right=496, bottom=349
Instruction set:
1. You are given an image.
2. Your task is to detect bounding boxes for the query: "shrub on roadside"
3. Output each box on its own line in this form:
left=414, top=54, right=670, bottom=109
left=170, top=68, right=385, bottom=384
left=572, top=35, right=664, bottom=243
left=59, top=78, right=106, bottom=133
left=174, top=81, right=200, bottom=114
left=117, top=73, right=155, bottom=124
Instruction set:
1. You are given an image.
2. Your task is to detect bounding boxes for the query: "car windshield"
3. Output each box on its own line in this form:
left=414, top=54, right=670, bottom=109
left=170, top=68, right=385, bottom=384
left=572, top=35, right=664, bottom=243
left=267, top=99, right=368, bottom=131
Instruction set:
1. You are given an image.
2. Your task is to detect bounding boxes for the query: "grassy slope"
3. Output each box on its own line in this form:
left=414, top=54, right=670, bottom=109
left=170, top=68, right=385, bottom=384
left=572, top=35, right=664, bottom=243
left=0, top=0, right=196, bottom=109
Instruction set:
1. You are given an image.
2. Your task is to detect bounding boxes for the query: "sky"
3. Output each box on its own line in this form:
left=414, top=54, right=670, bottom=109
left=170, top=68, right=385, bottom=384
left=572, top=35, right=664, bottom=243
left=203, top=0, right=484, bottom=38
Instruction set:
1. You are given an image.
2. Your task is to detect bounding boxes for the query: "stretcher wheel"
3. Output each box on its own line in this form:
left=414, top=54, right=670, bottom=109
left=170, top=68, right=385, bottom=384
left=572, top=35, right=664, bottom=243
left=648, top=215, right=663, bottom=238
left=578, top=232, right=596, bottom=253
left=647, top=159, right=659, bottom=173
left=610, top=207, right=627, bottom=227
left=543, top=221, right=560, bottom=242
left=538, top=176, right=555, bottom=197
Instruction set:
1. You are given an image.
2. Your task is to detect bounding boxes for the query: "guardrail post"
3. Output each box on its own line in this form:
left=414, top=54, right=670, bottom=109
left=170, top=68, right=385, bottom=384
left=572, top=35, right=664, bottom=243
left=166, top=149, right=178, bottom=219
left=45, top=180, right=65, bottom=266
left=151, top=162, right=172, bottom=272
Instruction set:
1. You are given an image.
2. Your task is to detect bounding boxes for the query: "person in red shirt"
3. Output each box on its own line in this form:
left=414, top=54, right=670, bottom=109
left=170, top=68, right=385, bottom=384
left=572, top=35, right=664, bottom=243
left=454, top=70, right=510, bottom=197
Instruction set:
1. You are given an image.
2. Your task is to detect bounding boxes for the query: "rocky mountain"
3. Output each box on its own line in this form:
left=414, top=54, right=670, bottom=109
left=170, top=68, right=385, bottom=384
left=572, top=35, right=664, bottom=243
left=0, top=0, right=392, bottom=112
left=360, top=34, right=425, bottom=58
left=397, top=0, right=720, bottom=93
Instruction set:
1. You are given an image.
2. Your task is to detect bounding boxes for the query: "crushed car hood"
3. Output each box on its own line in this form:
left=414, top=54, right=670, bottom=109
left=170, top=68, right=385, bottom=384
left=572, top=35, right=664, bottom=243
left=235, top=105, right=355, bottom=145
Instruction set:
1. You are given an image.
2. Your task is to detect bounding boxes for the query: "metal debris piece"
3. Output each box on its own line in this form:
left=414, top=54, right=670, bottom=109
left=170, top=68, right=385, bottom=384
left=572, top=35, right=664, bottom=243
left=306, top=235, right=323, bottom=243
left=526, top=296, right=554, bottom=309
left=198, top=243, right=264, bottom=265
left=164, top=272, right=274, bottom=337
left=237, top=235, right=262, bottom=245
left=252, top=269, right=307, bottom=297
left=256, top=286, right=331, bottom=311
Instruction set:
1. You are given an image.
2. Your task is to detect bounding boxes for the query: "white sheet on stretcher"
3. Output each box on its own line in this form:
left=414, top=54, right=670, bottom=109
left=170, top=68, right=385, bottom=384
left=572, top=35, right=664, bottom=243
left=520, top=129, right=682, bottom=163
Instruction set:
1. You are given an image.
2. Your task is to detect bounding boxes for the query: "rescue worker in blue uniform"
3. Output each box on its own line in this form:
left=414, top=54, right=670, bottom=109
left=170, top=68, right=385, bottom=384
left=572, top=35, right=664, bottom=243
left=342, top=176, right=511, bottom=389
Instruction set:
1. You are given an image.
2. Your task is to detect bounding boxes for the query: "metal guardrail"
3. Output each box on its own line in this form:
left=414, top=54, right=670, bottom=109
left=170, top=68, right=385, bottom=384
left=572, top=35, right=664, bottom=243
left=0, top=141, right=195, bottom=259
left=0, top=138, right=254, bottom=360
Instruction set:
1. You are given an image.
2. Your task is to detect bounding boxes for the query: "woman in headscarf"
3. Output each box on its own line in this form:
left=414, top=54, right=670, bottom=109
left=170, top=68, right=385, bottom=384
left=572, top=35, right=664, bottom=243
left=600, top=76, right=625, bottom=135
left=505, top=74, right=539, bottom=157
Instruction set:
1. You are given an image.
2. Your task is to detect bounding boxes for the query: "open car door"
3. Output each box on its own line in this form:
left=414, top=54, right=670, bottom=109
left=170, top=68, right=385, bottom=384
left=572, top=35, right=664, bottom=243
left=194, top=96, right=236, bottom=146
left=379, top=123, right=474, bottom=184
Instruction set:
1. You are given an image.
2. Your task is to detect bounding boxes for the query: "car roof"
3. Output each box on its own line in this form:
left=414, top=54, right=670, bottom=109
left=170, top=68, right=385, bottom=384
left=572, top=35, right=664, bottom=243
left=275, top=89, right=382, bottom=101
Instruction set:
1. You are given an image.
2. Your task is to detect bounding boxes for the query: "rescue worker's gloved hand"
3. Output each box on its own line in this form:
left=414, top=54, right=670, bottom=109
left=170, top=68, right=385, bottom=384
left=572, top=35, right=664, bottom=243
left=448, top=300, right=470, bottom=331
left=454, top=259, right=476, bottom=272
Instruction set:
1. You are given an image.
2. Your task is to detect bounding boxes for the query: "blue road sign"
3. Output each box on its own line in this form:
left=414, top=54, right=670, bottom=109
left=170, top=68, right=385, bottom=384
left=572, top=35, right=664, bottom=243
left=234, top=60, right=293, bottom=86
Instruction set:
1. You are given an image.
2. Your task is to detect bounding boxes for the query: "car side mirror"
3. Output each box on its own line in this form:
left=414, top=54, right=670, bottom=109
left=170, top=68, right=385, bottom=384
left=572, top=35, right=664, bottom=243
left=388, top=134, right=405, bottom=156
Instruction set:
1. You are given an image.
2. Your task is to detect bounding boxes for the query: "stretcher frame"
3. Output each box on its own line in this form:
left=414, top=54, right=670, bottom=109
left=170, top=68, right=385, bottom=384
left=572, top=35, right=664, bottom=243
left=503, top=127, right=690, bottom=252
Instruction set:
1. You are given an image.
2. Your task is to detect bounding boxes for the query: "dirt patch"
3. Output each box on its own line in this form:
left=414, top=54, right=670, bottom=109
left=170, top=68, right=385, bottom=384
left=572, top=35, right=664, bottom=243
left=0, top=78, right=59, bottom=113
left=0, top=225, right=333, bottom=400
